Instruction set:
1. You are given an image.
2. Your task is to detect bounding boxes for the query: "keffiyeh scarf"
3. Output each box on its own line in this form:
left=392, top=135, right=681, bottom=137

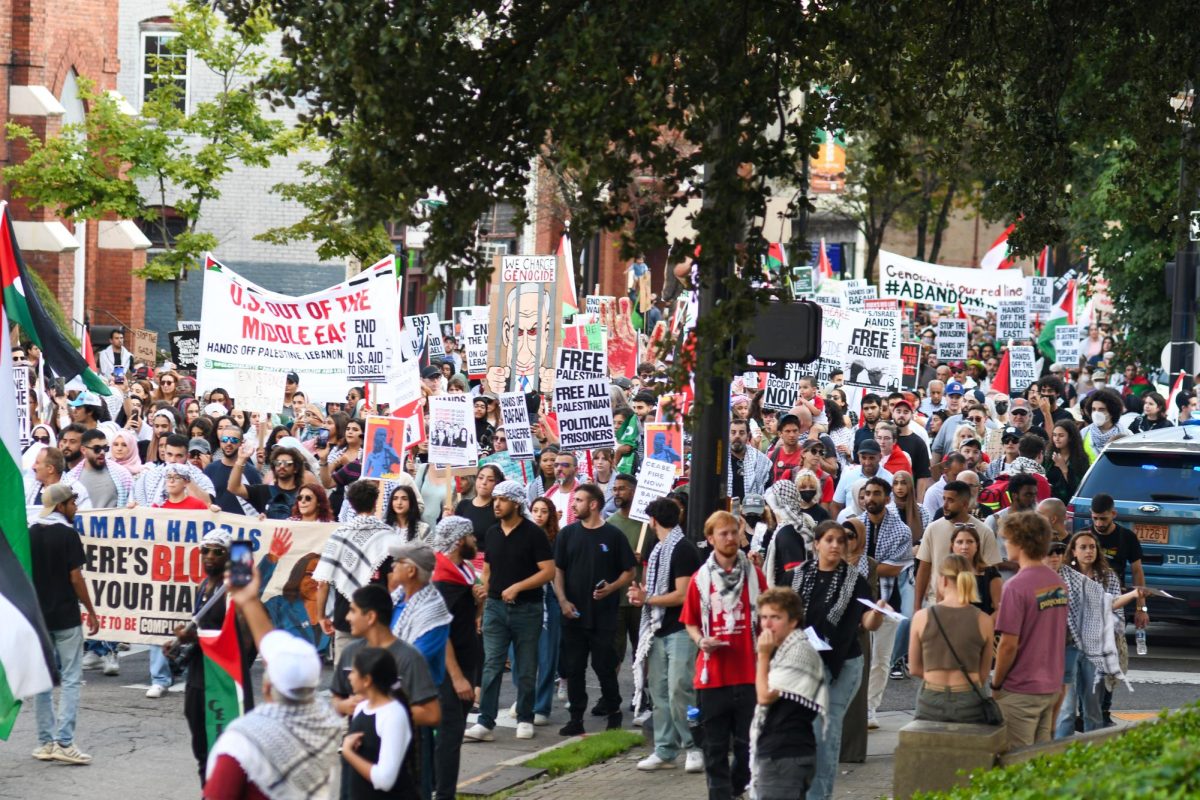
left=1059, top=565, right=1130, bottom=691
left=694, top=549, right=761, bottom=685
left=312, top=515, right=400, bottom=601
left=1003, top=456, right=1046, bottom=477
left=632, top=526, right=685, bottom=709
left=793, top=559, right=857, bottom=627
left=392, top=583, right=453, bottom=644
left=205, top=699, right=343, bottom=800
left=1084, top=424, right=1124, bottom=454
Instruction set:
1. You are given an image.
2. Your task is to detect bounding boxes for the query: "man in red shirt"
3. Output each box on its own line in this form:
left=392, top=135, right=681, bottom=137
left=768, top=413, right=804, bottom=483
left=152, top=464, right=212, bottom=511
left=681, top=511, right=767, bottom=800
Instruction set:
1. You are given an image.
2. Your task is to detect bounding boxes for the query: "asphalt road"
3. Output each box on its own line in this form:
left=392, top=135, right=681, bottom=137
left=3, top=620, right=1198, bottom=800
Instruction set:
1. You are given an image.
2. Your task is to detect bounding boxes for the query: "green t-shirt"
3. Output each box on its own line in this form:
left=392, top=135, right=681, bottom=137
left=606, top=510, right=645, bottom=606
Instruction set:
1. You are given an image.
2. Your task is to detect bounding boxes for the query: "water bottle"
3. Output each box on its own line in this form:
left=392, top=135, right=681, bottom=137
left=687, top=705, right=704, bottom=748
left=1135, top=628, right=1147, bottom=656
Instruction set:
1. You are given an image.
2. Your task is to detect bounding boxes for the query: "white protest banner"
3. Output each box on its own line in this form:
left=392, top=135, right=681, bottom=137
left=13, top=361, right=30, bottom=447
left=1007, top=346, right=1037, bottom=393
left=464, top=315, right=490, bottom=379
left=1054, top=325, right=1084, bottom=364
left=428, top=394, right=475, bottom=466
left=553, top=347, right=615, bottom=451
left=177, top=320, right=201, bottom=331
left=845, top=317, right=901, bottom=392
left=585, top=295, right=615, bottom=315
left=763, top=363, right=802, bottom=411
left=844, top=279, right=876, bottom=310
left=499, top=391, right=534, bottom=458
left=877, top=250, right=1025, bottom=311
left=73, top=508, right=336, bottom=645
left=936, top=319, right=969, bottom=362
left=346, top=312, right=390, bottom=383
left=197, top=254, right=400, bottom=403
left=501, top=254, right=557, bottom=283
left=375, top=355, right=421, bottom=410
left=403, top=314, right=444, bottom=361
left=1026, top=277, right=1053, bottom=316
left=230, top=368, right=287, bottom=413
left=630, top=458, right=677, bottom=523
left=996, top=299, right=1030, bottom=341
left=814, top=288, right=842, bottom=308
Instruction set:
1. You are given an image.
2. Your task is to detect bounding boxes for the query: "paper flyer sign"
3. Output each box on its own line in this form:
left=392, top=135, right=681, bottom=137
left=763, top=363, right=802, bottom=411
left=995, top=299, right=1030, bottom=341
left=1026, top=277, right=1053, bottom=316
left=428, top=394, right=476, bottom=467
left=553, top=347, right=615, bottom=451
left=230, top=369, right=287, bottom=414
left=499, top=391, right=534, bottom=459
left=630, top=458, right=677, bottom=523
left=464, top=315, right=489, bottom=379
left=845, top=313, right=901, bottom=392
left=1007, top=346, right=1037, bottom=393
left=347, top=312, right=390, bottom=382
left=1054, top=325, right=1084, bottom=364
left=936, top=319, right=969, bottom=362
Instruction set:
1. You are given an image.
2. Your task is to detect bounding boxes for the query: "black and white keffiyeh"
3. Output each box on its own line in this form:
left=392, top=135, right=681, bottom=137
left=1059, top=565, right=1130, bottom=691
left=631, top=526, right=685, bottom=709
left=205, top=698, right=343, bottom=800
left=311, top=515, right=400, bottom=601
left=694, top=548, right=761, bottom=685
left=793, top=559, right=858, bottom=627
left=392, top=583, right=453, bottom=644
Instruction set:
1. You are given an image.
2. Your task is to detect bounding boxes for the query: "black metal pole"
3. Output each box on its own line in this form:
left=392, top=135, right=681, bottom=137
left=1170, top=111, right=1197, bottom=390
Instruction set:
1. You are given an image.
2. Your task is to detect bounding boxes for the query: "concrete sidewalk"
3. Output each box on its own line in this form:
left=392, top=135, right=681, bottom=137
left=509, top=710, right=912, bottom=800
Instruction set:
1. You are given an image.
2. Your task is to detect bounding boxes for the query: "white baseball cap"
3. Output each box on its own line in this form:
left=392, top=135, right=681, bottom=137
left=259, top=630, right=321, bottom=700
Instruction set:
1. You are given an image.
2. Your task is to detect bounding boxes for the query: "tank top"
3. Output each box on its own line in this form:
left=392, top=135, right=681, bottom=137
left=920, top=604, right=986, bottom=673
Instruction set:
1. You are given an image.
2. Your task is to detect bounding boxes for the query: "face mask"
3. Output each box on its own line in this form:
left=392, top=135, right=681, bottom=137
left=995, top=402, right=1008, bottom=414
left=798, top=489, right=818, bottom=503
left=1094, top=381, right=1107, bottom=389
left=1091, top=411, right=1108, bottom=427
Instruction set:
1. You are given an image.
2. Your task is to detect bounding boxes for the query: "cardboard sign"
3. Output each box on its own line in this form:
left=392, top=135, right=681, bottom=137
left=996, top=299, right=1030, bottom=341
left=644, top=421, right=684, bottom=477
left=630, top=458, right=677, bottom=523
left=347, top=313, right=390, bottom=382
left=362, top=415, right=408, bottom=479
left=500, top=255, right=557, bottom=283
left=1054, top=325, right=1084, bottom=364
left=1026, top=277, right=1053, bottom=316
left=131, top=328, right=158, bottom=364
left=585, top=295, right=615, bottom=315
left=464, top=315, right=489, bottom=379
left=428, top=394, right=476, bottom=466
left=1007, top=346, right=1037, bottom=393
left=168, top=330, right=200, bottom=371
left=485, top=257, right=562, bottom=394
left=499, top=391, right=534, bottom=459
left=230, top=369, right=287, bottom=414
left=936, top=319, right=969, bottom=362
left=877, top=250, right=1025, bottom=310
left=900, top=341, right=921, bottom=390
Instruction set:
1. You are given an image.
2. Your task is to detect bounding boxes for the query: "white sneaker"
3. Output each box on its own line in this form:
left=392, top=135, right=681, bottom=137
left=637, top=753, right=677, bottom=771
left=81, top=652, right=102, bottom=670
left=515, top=722, right=534, bottom=739
left=556, top=679, right=567, bottom=701
left=50, top=743, right=92, bottom=765
left=32, top=743, right=55, bottom=760
left=533, top=714, right=551, bottom=726
left=867, top=710, right=880, bottom=730
left=633, top=709, right=653, bottom=726
left=145, top=684, right=167, bottom=699
left=102, top=653, right=120, bottom=676
left=685, top=749, right=705, bottom=773
left=508, top=702, right=518, bottom=717
left=463, top=723, right=494, bottom=742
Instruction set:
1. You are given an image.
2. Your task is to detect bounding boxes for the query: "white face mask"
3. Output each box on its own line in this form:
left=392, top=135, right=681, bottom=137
left=1091, top=411, right=1108, bottom=427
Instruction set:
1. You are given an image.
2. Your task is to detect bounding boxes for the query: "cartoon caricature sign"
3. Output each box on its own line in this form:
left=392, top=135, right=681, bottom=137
left=485, top=256, right=563, bottom=395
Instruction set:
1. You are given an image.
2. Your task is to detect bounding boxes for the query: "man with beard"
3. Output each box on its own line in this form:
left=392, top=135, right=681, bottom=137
left=57, top=423, right=86, bottom=472
left=134, top=434, right=216, bottom=507
left=728, top=418, right=771, bottom=502
left=204, top=416, right=261, bottom=515
left=890, top=399, right=932, bottom=499
left=430, top=518, right=486, bottom=800
left=830, top=439, right=892, bottom=518
left=166, top=530, right=256, bottom=786
left=852, top=394, right=884, bottom=455
left=65, top=429, right=133, bottom=510
left=606, top=474, right=645, bottom=689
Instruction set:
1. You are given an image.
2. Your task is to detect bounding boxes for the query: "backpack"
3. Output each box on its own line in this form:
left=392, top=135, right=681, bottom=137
left=977, top=477, right=1011, bottom=515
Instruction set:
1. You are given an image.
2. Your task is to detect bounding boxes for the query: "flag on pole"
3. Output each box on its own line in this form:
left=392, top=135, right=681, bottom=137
left=0, top=311, right=55, bottom=740
left=0, top=203, right=110, bottom=395
left=81, top=323, right=96, bottom=369
left=1167, top=372, right=1187, bottom=424
left=1035, top=247, right=1051, bottom=278
left=197, top=600, right=246, bottom=752
left=955, top=300, right=969, bottom=320
left=1036, top=279, right=1076, bottom=361
left=990, top=347, right=1012, bottom=397
left=816, top=238, right=834, bottom=284
left=556, top=229, right=580, bottom=320
left=765, top=242, right=787, bottom=272
left=980, top=224, right=1017, bottom=270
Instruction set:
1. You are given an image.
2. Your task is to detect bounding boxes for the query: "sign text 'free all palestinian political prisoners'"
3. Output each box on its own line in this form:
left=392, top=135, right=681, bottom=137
left=196, top=254, right=400, bottom=403
left=876, top=250, right=1024, bottom=311
left=553, top=347, right=615, bottom=451
left=72, top=508, right=336, bottom=645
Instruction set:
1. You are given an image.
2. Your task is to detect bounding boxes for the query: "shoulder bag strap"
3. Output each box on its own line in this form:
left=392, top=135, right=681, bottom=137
left=928, top=606, right=990, bottom=706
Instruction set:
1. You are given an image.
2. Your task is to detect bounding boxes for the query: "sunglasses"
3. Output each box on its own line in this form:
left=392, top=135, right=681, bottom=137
left=200, top=546, right=226, bottom=555
left=299, top=494, right=316, bottom=502
left=88, top=445, right=110, bottom=454
left=808, top=448, right=825, bottom=456
left=272, top=460, right=295, bottom=468
left=219, top=435, right=241, bottom=444
left=33, top=435, right=50, bottom=444
left=161, top=379, right=175, bottom=385
left=1010, top=409, right=1029, bottom=415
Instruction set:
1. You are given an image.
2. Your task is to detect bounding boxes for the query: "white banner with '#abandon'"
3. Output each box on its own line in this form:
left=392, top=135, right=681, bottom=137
left=877, top=250, right=1025, bottom=311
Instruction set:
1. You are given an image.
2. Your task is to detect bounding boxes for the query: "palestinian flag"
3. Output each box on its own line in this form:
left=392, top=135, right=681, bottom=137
left=981, top=223, right=1016, bottom=270
left=990, top=348, right=1012, bottom=397
left=1035, top=247, right=1051, bottom=278
left=0, top=203, right=110, bottom=395
left=197, top=600, right=246, bottom=751
left=1167, top=372, right=1187, bottom=424
left=816, top=238, right=834, bottom=284
left=0, top=312, right=56, bottom=740
left=765, top=242, right=787, bottom=273
left=556, top=230, right=580, bottom=321
left=1036, top=279, right=1076, bottom=362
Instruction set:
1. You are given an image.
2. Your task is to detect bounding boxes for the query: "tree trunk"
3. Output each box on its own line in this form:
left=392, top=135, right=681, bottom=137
left=174, top=277, right=183, bottom=328
left=929, top=180, right=957, bottom=264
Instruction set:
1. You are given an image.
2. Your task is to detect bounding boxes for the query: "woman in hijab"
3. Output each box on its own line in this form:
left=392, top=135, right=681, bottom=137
left=110, top=429, right=145, bottom=475
left=763, top=479, right=816, bottom=587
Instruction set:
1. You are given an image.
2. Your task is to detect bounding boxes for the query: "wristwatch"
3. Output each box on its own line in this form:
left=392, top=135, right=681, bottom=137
left=1138, top=606, right=1148, bottom=613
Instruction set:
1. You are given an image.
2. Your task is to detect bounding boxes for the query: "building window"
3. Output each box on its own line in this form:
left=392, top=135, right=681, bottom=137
left=140, top=29, right=189, bottom=112
left=136, top=207, right=188, bottom=253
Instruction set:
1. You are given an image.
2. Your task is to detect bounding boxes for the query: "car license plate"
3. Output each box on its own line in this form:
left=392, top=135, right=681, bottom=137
left=1134, top=523, right=1169, bottom=545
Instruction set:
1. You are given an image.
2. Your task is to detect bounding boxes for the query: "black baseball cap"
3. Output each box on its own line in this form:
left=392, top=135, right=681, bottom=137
left=1001, top=426, right=1021, bottom=443
left=421, top=366, right=442, bottom=380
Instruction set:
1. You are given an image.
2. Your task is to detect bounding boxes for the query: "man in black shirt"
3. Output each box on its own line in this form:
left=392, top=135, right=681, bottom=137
left=1032, top=375, right=1076, bottom=431
left=890, top=399, right=932, bottom=498
left=1087, top=494, right=1147, bottom=621
left=29, top=484, right=100, bottom=765
left=203, top=416, right=261, bottom=515
left=554, top=483, right=637, bottom=735
left=465, top=480, right=555, bottom=742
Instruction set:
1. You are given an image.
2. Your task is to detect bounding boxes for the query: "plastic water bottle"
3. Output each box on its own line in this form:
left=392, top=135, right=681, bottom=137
left=687, top=705, right=704, bottom=747
left=1136, top=628, right=1148, bottom=656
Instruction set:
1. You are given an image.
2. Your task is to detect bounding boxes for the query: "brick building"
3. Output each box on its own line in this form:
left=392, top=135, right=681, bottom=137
left=0, top=0, right=150, bottom=335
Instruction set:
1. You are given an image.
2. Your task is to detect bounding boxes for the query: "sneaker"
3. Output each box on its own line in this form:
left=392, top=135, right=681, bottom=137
left=637, top=753, right=677, bottom=771
left=558, top=719, right=584, bottom=736
left=889, top=662, right=908, bottom=680
left=590, top=701, right=613, bottom=717
left=81, top=652, right=102, bottom=670
left=533, top=714, right=551, bottom=726
left=606, top=712, right=623, bottom=730
left=463, top=724, right=494, bottom=742
left=508, top=702, right=518, bottom=717
left=867, top=710, right=880, bottom=730
left=633, top=709, right=653, bottom=726
left=145, top=684, right=167, bottom=699
left=515, top=722, right=535, bottom=739
left=685, top=750, right=705, bottom=773
left=32, top=743, right=55, bottom=761
left=556, top=680, right=567, bottom=701
left=102, top=652, right=120, bottom=676
left=50, top=743, right=92, bottom=765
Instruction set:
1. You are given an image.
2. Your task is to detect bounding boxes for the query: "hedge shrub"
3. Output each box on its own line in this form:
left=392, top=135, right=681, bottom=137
left=915, top=703, right=1200, bottom=799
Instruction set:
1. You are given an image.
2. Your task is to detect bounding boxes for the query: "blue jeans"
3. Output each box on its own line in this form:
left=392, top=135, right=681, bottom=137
left=890, top=566, right=915, bottom=664
left=648, top=629, right=697, bottom=760
left=509, top=587, right=562, bottom=716
left=84, top=640, right=116, bottom=657
left=1055, top=644, right=1102, bottom=738
left=149, top=645, right=174, bottom=688
left=478, top=598, right=542, bottom=728
left=808, top=655, right=863, bottom=800
left=35, top=626, right=84, bottom=746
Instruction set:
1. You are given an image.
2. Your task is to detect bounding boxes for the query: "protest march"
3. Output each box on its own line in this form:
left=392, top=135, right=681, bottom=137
left=0, top=218, right=1171, bottom=800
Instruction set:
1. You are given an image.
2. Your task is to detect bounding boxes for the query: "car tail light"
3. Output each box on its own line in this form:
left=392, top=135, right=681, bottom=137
left=1065, top=502, right=1075, bottom=526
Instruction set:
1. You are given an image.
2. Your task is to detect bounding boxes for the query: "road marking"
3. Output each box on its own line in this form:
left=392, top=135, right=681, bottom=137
left=1112, top=712, right=1159, bottom=721
left=1127, top=669, right=1200, bottom=686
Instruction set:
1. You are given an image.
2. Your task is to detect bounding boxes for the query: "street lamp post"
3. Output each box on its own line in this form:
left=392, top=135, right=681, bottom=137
left=1169, top=86, right=1198, bottom=389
